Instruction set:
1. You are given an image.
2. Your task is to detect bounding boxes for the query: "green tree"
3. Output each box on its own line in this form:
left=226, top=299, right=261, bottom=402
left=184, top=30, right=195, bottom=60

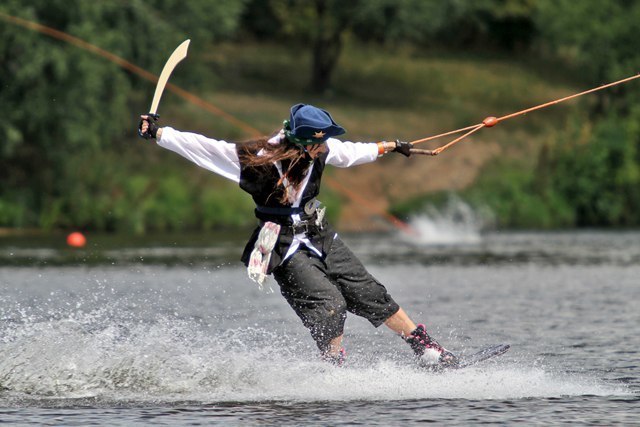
left=241, top=0, right=537, bottom=93
left=535, top=0, right=640, bottom=110
left=264, top=0, right=362, bottom=93
left=352, top=0, right=537, bottom=50
left=0, top=0, right=246, bottom=229
left=547, top=113, right=640, bottom=226
left=459, top=1, right=640, bottom=229
left=532, top=1, right=640, bottom=226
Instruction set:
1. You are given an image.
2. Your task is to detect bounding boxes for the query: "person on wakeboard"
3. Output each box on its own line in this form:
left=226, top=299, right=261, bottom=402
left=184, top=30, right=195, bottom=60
left=138, top=104, right=458, bottom=368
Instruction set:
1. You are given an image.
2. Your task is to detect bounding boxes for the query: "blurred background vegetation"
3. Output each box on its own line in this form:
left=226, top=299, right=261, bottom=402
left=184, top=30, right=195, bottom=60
left=1, top=0, right=640, bottom=235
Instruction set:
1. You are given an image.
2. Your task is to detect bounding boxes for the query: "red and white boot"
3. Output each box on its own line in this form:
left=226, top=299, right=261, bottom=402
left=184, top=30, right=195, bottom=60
left=405, top=324, right=458, bottom=368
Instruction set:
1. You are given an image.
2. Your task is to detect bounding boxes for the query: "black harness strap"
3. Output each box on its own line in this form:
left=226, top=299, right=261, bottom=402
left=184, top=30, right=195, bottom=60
left=255, top=205, right=305, bottom=216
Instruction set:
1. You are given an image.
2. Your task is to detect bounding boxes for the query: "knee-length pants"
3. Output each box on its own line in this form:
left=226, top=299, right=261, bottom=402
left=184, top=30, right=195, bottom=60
left=273, top=235, right=400, bottom=352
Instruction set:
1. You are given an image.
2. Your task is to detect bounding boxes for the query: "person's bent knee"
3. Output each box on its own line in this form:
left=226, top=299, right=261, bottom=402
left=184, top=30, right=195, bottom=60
left=306, top=302, right=347, bottom=353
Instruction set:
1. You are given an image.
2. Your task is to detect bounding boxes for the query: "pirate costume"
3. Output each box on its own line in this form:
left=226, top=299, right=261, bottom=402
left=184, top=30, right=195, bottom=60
left=143, top=104, right=457, bottom=366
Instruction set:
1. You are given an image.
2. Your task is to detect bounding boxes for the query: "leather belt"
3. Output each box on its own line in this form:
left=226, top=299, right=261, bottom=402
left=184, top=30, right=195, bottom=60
left=256, top=198, right=319, bottom=217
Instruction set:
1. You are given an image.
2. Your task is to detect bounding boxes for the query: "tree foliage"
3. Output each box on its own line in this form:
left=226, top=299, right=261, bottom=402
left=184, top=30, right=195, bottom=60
left=241, top=0, right=363, bottom=93
left=535, top=0, right=640, bottom=110
left=241, top=0, right=538, bottom=92
left=352, top=0, right=537, bottom=50
left=0, top=0, right=246, bottom=229
left=459, top=0, right=640, bottom=229
left=528, top=0, right=640, bottom=226
left=547, top=113, right=640, bottom=226
left=2, top=0, right=640, bottom=231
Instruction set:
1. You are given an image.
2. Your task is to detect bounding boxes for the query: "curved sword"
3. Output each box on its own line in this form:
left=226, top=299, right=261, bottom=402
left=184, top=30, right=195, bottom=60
left=149, top=39, right=190, bottom=114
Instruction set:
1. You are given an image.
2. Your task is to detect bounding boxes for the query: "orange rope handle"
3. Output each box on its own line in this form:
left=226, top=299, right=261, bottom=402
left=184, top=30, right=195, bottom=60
left=408, top=123, right=482, bottom=145
left=410, top=72, right=640, bottom=154
left=430, top=123, right=485, bottom=156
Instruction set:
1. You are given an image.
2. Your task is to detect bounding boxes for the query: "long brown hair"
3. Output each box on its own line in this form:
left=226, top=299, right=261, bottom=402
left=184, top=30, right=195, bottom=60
left=237, top=135, right=313, bottom=204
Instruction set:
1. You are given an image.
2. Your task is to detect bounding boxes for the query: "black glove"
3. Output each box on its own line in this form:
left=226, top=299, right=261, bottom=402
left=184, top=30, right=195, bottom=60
left=392, top=140, right=413, bottom=157
left=138, top=113, right=160, bottom=139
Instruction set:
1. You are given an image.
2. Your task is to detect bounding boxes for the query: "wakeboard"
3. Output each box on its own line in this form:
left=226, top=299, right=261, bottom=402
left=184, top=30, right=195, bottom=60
left=453, top=343, right=510, bottom=369
left=421, top=344, right=510, bottom=371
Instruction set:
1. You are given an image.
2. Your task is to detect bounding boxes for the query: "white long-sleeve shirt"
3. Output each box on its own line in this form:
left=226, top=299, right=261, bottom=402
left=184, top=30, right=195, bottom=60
left=157, top=127, right=379, bottom=182
left=157, top=127, right=380, bottom=258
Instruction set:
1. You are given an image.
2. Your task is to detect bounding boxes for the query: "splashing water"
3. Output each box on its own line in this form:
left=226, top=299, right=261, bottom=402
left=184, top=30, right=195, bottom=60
left=402, top=197, right=486, bottom=245
left=0, top=301, right=628, bottom=404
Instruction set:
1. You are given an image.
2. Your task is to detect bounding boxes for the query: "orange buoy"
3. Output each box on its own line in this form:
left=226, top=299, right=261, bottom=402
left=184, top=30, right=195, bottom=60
left=66, top=232, right=86, bottom=248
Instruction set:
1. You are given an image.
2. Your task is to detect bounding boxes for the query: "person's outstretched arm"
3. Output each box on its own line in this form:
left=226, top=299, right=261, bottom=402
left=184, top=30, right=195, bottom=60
left=139, top=115, right=241, bottom=183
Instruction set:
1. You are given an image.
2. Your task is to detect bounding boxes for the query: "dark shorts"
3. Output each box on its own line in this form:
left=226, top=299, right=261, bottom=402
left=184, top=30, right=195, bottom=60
left=272, top=235, right=400, bottom=351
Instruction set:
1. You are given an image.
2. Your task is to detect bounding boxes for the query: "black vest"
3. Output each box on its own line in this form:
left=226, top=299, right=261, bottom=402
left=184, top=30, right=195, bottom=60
left=237, top=146, right=335, bottom=272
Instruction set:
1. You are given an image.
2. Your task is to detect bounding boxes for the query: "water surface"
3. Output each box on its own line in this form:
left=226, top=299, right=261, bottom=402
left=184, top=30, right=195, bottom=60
left=1, top=230, right=638, bottom=425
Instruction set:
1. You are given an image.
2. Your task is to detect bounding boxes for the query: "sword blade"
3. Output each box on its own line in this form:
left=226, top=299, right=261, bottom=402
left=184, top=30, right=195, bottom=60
left=149, top=39, right=190, bottom=114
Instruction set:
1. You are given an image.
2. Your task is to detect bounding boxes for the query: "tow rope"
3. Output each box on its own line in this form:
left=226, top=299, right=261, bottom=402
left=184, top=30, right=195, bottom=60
left=408, top=73, right=640, bottom=156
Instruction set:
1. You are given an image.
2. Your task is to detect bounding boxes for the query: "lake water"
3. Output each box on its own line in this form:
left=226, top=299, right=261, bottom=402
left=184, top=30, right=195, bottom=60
left=0, top=228, right=638, bottom=425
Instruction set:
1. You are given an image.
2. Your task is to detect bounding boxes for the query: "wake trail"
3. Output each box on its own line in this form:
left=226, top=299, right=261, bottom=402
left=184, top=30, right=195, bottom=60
left=0, top=310, right=629, bottom=404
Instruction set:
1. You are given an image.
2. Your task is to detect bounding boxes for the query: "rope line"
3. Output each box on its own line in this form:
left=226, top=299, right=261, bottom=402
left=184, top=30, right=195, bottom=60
left=410, top=73, right=640, bottom=155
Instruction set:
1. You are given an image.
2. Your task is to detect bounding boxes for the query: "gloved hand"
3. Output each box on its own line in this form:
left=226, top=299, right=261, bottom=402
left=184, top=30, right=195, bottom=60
left=392, top=140, right=413, bottom=157
left=138, top=113, right=160, bottom=139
